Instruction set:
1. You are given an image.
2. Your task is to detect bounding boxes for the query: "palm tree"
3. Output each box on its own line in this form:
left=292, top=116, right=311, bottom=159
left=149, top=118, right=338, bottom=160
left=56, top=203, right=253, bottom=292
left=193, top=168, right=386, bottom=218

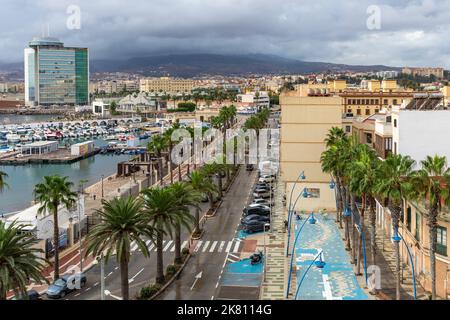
left=0, top=221, right=48, bottom=300
left=202, top=162, right=223, bottom=200
left=325, top=127, right=347, bottom=148
left=148, top=134, right=169, bottom=185
left=170, top=182, right=200, bottom=264
left=142, top=187, right=194, bottom=284
left=375, top=154, right=415, bottom=300
left=164, top=122, right=181, bottom=184
left=410, top=155, right=450, bottom=299
left=34, top=175, right=77, bottom=280
left=349, top=144, right=382, bottom=275
left=85, top=197, right=154, bottom=300
left=188, top=170, right=217, bottom=234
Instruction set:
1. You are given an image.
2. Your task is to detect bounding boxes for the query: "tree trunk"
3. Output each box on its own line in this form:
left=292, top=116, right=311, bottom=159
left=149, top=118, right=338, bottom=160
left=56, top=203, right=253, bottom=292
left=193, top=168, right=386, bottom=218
left=208, top=191, right=214, bottom=212
left=390, top=204, right=401, bottom=300
left=357, top=193, right=366, bottom=276
left=174, top=224, right=182, bottom=265
left=119, top=257, right=129, bottom=300
left=158, top=157, right=164, bottom=186
left=178, top=163, right=182, bottom=182
left=217, top=175, right=223, bottom=200
left=369, top=197, right=377, bottom=265
left=194, top=207, right=201, bottom=234
left=351, top=193, right=357, bottom=264
left=169, top=145, right=174, bottom=184
left=53, top=207, right=60, bottom=280
left=428, top=200, right=439, bottom=300
left=156, top=231, right=165, bottom=284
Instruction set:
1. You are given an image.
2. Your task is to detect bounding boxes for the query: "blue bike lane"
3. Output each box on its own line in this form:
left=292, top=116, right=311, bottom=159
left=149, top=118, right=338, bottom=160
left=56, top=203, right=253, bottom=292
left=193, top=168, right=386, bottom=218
left=294, top=213, right=368, bottom=300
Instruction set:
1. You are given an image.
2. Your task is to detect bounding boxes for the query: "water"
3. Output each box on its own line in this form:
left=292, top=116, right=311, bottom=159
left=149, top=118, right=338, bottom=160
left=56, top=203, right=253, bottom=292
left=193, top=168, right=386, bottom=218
left=0, top=137, right=150, bottom=213
left=0, top=114, right=57, bottom=125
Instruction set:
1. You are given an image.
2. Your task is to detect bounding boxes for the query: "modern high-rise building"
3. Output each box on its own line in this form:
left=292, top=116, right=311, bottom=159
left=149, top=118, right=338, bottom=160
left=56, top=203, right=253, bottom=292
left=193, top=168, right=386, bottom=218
left=24, top=37, right=89, bottom=106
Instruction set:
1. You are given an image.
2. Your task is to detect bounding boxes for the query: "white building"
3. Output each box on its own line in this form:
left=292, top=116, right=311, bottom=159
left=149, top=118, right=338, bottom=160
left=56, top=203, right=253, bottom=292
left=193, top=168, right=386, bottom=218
left=21, top=141, right=59, bottom=155
left=92, top=100, right=111, bottom=117
left=237, top=91, right=270, bottom=109
left=391, top=93, right=450, bottom=166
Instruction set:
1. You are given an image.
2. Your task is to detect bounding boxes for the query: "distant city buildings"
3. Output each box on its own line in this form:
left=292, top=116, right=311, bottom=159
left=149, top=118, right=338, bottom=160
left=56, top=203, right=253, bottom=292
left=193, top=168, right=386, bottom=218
left=139, top=77, right=195, bottom=94
left=236, top=91, right=270, bottom=109
left=24, top=37, right=89, bottom=107
left=402, top=67, right=444, bottom=79
left=376, top=70, right=399, bottom=79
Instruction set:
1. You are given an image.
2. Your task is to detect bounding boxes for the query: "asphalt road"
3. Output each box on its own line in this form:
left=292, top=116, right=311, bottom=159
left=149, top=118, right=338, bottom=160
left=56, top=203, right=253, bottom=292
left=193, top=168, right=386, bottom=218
left=157, top=167, right=258, bottom=300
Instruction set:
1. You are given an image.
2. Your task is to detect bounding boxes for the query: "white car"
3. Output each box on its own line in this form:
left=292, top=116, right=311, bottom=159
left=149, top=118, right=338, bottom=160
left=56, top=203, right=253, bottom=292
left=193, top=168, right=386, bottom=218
left=253, top=190, right=272, bottom=199
left=259, top=175, right=275, bottom=183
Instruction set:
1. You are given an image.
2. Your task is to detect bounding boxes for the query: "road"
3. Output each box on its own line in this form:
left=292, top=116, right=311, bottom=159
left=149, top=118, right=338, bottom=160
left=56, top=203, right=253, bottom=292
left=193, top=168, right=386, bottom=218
left=157, top=167, right=258, bottom=300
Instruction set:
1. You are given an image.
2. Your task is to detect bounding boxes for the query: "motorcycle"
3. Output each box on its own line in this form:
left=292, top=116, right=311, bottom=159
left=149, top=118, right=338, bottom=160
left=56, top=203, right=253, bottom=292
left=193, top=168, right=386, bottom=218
left=250, top=251, right=264, bottom=265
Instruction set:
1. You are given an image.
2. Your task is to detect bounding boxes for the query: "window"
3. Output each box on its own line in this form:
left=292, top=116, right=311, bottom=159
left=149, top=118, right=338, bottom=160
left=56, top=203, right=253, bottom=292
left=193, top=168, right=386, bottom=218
left=437, top=227, right=447, bottom=256
left=345, top=126, right=351, bottom=133
left=384, top=99, right=388, bottom=105
left=356, top=109, right=361, bottom=115
left=406, top=206, right=411, bottom=231
left=366, top=133, right=372, bottom=144
left=394, top=142, right=397, bottom=155
left=393, top=99, right=398, bottom=105
left=394, top=119, right=397, bottom=127
left=375, top=109, right=379, bottom=113
left=365, top=109, right=371, bottom=115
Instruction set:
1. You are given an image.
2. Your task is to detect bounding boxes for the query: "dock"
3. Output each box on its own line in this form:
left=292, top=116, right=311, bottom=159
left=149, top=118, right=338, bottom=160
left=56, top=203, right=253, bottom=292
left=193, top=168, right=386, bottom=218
left=0, top=147, right=100, bottom=165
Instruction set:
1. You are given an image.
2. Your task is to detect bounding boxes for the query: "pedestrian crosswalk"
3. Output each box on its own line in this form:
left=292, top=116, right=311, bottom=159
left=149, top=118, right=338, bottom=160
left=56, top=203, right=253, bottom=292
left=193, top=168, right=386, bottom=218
left=131, top=239, right=242, bottom=254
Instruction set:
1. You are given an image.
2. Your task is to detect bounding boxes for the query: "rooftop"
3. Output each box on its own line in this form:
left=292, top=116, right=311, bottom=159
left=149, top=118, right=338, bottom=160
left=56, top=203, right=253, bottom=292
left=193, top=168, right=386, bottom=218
left=21, top=141, right=59, bottom=147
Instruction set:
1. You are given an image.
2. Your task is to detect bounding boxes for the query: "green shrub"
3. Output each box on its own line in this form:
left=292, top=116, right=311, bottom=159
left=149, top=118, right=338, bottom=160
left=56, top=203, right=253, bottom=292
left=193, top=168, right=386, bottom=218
left=137, top=283, right=162, bottom=300
left=166, top=264, right=179, bottom=277
left=182, top=247, right=190, bottom=256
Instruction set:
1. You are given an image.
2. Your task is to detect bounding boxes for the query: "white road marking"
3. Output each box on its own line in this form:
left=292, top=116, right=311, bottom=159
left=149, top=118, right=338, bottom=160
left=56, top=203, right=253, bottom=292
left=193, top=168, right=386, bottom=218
left=148, top=243, right=155, bottom=251
left=131, top=242, right=138, bottom=252
left=209, top=241, right=218, bottom=252
left=181, top=240, right=188, bottom=249
left=194, top=241, right=203, bottom=252
left=164, top=240, right=173, bottom=251
left=107, top=272, right=113, bottom=277
left=93, top=282, right=99, bottom=287
left=225, top=241, right=233, bottom=253
left=218, top=241, right=225, bottom=252
left=202, top=241, right=211, bottom=252
left=232, top=241, right=241, bottom=253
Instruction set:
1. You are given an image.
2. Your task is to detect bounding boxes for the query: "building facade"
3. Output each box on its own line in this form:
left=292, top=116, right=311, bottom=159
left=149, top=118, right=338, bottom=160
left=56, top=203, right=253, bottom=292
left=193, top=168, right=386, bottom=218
left=402, top=67, right=444, bottom=79
left=280, top=91, right=341, bottom=212
left=139, top=77, right=195, bottom=94
left=24, top=37, right=89, bottom=106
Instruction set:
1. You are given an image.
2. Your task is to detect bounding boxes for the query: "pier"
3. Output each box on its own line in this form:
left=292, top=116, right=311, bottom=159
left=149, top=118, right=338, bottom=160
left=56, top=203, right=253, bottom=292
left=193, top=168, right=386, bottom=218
left=0, top=147, right=100, bottom=165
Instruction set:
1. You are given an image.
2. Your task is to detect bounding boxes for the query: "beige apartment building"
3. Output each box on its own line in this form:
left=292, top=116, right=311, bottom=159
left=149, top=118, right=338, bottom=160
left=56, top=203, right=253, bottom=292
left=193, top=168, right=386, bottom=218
left=280, top=89, right=341, bottom=212
left=139, top=77, right=195, bottom=94
left=402, top=67, right=444, bottom=79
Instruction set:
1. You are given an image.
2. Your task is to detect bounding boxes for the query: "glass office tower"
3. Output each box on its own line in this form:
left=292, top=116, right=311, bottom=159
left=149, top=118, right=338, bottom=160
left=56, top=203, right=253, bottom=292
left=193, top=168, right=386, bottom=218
left=24, top=37, right=89, bottom=106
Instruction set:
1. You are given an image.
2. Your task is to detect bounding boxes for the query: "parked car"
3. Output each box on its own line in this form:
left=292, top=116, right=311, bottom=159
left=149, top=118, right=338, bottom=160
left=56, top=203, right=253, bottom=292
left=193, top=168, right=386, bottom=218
left=243, top=205, right=270, bottom=216
left=253, top=185, right=271, bottom=192
left=12, top=289, right=41, bottom=300
left=242, top=221, right=270, bottom=234
left=259, top=175, right=275, bottom=183
left=255, top=182, right=273, bottom=190
left=253, top=189, right=272, bottom=199
left=252, top=198, right=273, bottom=206
left=46, top=273, right=87, bottom=299
left=241, top=214, right=270, bottom=225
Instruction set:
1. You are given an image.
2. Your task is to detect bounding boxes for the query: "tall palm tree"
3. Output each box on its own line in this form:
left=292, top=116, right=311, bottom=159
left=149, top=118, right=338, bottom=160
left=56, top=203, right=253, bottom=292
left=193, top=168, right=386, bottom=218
left=188, top=171, right=217, bottom=234
left=170, top=182, right=200, bottom=264
left=164, top=122, right=181, bottom=184
left=375, top=154, right=415, bottom=300
left=148, top=134, right=169, bottom=185
left=349, top=144, right=381, bottom=274
left=325, top=127, right=347, bottom=148
left=34, top=175, right=77, bottom=280
left=0, top=221, right=48, bottom=300
left=202, top=162, right=223, bottom=200
left=411, top=155, right=450, bottom=299
left=85, top=197, right=154, bottom=300
left=142, top=187, right=194, bottom=284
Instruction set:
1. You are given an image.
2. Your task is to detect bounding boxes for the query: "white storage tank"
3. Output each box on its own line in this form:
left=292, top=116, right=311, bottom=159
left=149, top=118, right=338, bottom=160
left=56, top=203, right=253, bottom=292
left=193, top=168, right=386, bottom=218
left=71, top=141, right=94, bottom=156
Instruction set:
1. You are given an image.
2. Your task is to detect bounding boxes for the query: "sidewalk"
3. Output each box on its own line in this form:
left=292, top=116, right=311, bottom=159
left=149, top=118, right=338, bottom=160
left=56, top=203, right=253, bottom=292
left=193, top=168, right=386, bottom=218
left=259, top=179, right=286, bottom=300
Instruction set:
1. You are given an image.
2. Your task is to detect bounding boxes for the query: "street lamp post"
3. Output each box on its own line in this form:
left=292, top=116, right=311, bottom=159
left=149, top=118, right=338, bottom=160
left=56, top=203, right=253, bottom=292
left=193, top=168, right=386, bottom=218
left=286, top=171, right=306, bottom=256
left=263, top=223, right=270, bottom=282
left=100, top=254, right=105, bottom=300
left=286, top=188, right=310, bottom=256
left=294, top=250, right=326, bottom=300
left=285, top=212, right=314, bottom=298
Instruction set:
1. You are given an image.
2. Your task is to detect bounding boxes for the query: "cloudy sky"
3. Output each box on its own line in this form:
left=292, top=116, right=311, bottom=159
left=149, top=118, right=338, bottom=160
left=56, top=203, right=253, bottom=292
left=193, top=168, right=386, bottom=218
left=1, top=0, right=449, bottom=67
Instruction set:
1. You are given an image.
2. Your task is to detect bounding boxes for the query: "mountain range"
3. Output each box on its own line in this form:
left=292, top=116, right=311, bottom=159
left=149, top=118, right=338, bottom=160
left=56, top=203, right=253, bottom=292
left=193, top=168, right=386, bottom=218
left=0, top=53, right=400, bottom=78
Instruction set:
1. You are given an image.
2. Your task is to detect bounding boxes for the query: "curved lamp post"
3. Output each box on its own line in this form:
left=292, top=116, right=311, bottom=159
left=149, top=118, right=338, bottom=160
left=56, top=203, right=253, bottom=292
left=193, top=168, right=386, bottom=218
left=286, top=185, right=309, bottom=257
left=294, top=250, right=326, bottom=300
left=285, top=212, right=314, bottom=298
left=286, top=171, right=306, bottom=255
left=393, top=228, right=417, bottom=300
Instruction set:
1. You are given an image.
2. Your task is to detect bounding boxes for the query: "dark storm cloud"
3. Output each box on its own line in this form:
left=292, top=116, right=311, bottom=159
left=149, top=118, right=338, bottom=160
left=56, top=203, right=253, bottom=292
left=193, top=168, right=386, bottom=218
left=1, top=0, right=449, bottom=67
